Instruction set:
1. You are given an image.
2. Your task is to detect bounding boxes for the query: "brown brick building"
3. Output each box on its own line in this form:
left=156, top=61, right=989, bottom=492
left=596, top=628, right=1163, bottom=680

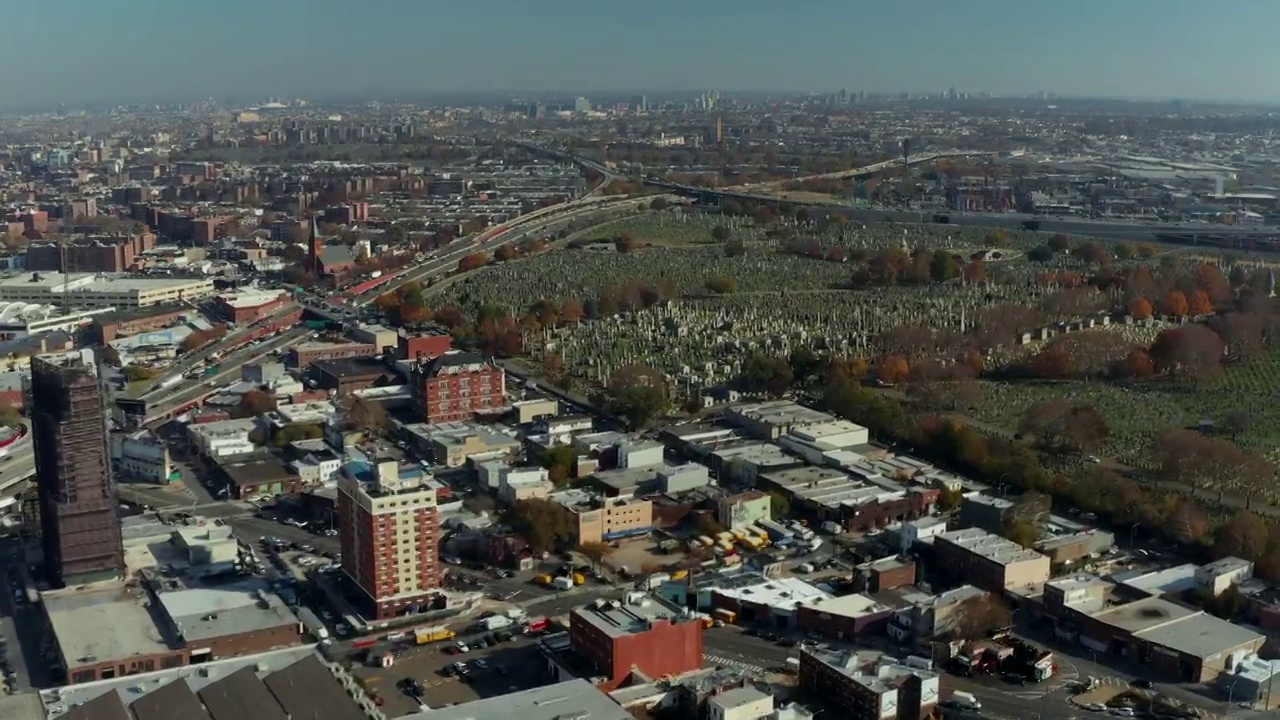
left=26, top=232, right=157, bottom=272
left=288, top=341, right=377, bottom=368
left=409, top=351, right=506, bottom=424
left=569, top=595, right=704, bottom=690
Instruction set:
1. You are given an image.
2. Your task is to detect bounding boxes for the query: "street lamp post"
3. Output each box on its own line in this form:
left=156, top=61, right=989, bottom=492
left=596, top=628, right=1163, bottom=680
left=1129, top=522, right=1140, bottom=549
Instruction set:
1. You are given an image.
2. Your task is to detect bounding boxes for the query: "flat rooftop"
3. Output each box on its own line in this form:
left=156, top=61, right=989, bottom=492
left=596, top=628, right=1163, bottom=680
left=399, top=679, right=631, bottom=720
left=156, top=583, right=298, bottom=643
left=1092, top=596, right=1200, bottom=635
left=44, top=582, right=172, bottom=669
left=938, top=528, right=1048, bottom=566
left=1134, top=612, right=1264, bottom=660
left=572, top=594, right=691, bottom=639
left=712, top=577, right=831, bottom=611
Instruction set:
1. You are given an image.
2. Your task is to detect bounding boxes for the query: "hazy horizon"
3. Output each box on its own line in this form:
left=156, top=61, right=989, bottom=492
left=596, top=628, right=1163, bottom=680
left=6, top=0, right=1278, bottom=109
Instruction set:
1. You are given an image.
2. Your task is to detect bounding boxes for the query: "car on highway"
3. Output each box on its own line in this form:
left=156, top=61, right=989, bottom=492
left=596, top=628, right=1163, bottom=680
left=1083, top=703, right=1106, bottom=712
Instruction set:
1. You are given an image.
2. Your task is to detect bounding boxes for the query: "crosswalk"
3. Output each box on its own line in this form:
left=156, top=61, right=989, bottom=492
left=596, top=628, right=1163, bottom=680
left=703, top=653, right=767, bottom=675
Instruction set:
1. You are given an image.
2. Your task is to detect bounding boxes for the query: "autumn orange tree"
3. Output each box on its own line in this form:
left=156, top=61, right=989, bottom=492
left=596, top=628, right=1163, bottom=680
left=1127, top=296, right=1153, bottom=319
left=1188, top=290, right=1213, bottom=316
left=875, top=355, right=910, bottom=384
left=1162, top=290, right=1189, bottom=317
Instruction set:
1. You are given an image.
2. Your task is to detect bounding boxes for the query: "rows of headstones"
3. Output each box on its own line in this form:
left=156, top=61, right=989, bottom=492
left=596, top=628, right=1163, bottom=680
left=529, top=282, right=1054, bottom=391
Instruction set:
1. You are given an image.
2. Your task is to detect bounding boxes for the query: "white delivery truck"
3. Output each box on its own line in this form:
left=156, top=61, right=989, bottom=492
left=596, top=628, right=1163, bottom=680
left=552, top=575, right=574, bottom=591
left=947, top=691, right=981, bottom=711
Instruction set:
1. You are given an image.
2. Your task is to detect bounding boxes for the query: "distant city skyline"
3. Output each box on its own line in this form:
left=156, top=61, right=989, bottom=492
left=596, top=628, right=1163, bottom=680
left=5, top=0, right=1279, bottom=109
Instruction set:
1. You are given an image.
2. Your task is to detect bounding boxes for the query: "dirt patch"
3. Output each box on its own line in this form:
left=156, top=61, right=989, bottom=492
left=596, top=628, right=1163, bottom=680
left=605, top=539, right=688, bottom=576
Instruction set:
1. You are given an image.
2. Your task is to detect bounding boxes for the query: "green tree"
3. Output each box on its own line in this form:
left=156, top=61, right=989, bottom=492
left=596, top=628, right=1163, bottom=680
left=538, top=445, right=577, bottom=480
left=273, top=423, right=324, bottom=447
left=929, top=249, right=958, bottom=282
left=600, top=364, right=669, bottom=429
left=503, top=499, right=575, bottom=554
left=1002, top=519, right=1041, bottom=549
left=769, top=492, right=790, bottom=519
left=788, top=347, right=822, bottom=384
left=711, top=225, right=731, bottom=242
left=737, top=353, right=794, bottom=397
left=937, top=487, right=964, bottom=512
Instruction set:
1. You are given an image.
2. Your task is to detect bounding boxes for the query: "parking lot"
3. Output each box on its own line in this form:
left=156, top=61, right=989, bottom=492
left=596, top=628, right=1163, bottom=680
left=351, top=635, right=554, bottom=716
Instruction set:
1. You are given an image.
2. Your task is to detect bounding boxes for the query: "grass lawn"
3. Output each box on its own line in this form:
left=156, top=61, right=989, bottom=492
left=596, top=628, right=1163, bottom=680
left=971, top=349, right=1280, bottom=469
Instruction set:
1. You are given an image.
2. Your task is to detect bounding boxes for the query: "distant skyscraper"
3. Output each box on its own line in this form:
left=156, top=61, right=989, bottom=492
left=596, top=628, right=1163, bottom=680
left=29, top=350, right=123, bottom=588
left=630, top=95, right=647, bottom=113
left=573, top=96, right=592, bottom=114
left=525, top=101, right=545, bottom=119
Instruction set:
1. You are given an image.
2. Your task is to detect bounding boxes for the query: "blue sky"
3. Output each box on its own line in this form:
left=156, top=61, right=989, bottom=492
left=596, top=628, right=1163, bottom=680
left=2, top=0, right=1274, bottom=107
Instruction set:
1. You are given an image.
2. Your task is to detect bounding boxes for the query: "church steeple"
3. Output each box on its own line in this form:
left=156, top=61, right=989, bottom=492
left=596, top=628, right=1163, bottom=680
left=306, top=215, right=323, bottom=273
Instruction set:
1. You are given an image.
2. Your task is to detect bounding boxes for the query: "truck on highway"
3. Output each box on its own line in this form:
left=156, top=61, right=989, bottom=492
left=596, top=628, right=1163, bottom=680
left=154, top=375, right=182, bottom=393
left=414, top=626, right=455, bottom=645
left=202, top=365, right=220, bottom=378
left=297, top=608, right=329, bottom=641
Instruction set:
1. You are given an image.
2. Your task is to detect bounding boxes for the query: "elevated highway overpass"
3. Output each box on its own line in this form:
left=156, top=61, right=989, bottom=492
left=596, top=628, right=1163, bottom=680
left=730, top=150, right=1003, bottom=191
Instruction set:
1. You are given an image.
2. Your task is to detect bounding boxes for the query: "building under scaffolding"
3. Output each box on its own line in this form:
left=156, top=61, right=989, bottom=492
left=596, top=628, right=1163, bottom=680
left=28, top=349, right=123, bottom=587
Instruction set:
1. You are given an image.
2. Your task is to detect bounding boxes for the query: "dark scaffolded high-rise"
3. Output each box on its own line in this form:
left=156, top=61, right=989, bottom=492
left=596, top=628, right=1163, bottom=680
left=28, top=349, right=123, bottom=588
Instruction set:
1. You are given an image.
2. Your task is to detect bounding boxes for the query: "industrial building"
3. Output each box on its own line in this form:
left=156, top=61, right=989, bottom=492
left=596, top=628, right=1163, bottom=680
left=412, top=679, right=632, bottom=720
left=30, top=349, right=124, bottom=587
left=338, top=459, right=442, bottom=619
left=41, top=648, right=369, bottom=720
left=569, top=593, right=704, bottom=689
left=42, top=573, right=300, bottom=685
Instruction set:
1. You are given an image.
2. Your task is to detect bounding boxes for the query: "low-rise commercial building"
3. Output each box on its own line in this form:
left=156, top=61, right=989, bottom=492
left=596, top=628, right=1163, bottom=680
left=287, top=341, right=377, bottom=367
left=42, top=576, right=300, bottom=685
left=110, top=430, right=174, bottom=484
left=1195, top=557, right=1253, bottom=597
left=0, top=272, right=215, bottom=308
left=186, top=418, right=258, bottom=459
left=559, top=493, right=653, bottom=544
left=308, top=357, right=401, bottom=395
left=213, top=457, right=298, bottom=500
left=404, top=421, right=521, bottom=468
left=1073, top=596, right=1265, bottom=682
left=408, top=679, right=632, bottom=720
left=212, top=290, right=290, bottom=324
left=798, top=647, right=940, bottom=720
left=934, top=528, right=1051, bottom=592
left=569, top=593, right=704, bottom=689
left=717, top=490, right=772, bottom=531
left=1037, top=529, right=1115, bottom=566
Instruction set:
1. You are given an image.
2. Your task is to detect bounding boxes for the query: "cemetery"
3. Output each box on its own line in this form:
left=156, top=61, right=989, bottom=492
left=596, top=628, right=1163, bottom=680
left=434, top=209, right=1280, bottom=479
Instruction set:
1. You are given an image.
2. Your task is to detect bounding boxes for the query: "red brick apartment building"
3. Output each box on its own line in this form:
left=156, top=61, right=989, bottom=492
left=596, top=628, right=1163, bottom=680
left=569, top=595, right=704, bottom=689
left=409, top=350, right=505, bottom=424
left=26, top=232, right=157, bottom=272
left=338, top=462, right=442, bottom=619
